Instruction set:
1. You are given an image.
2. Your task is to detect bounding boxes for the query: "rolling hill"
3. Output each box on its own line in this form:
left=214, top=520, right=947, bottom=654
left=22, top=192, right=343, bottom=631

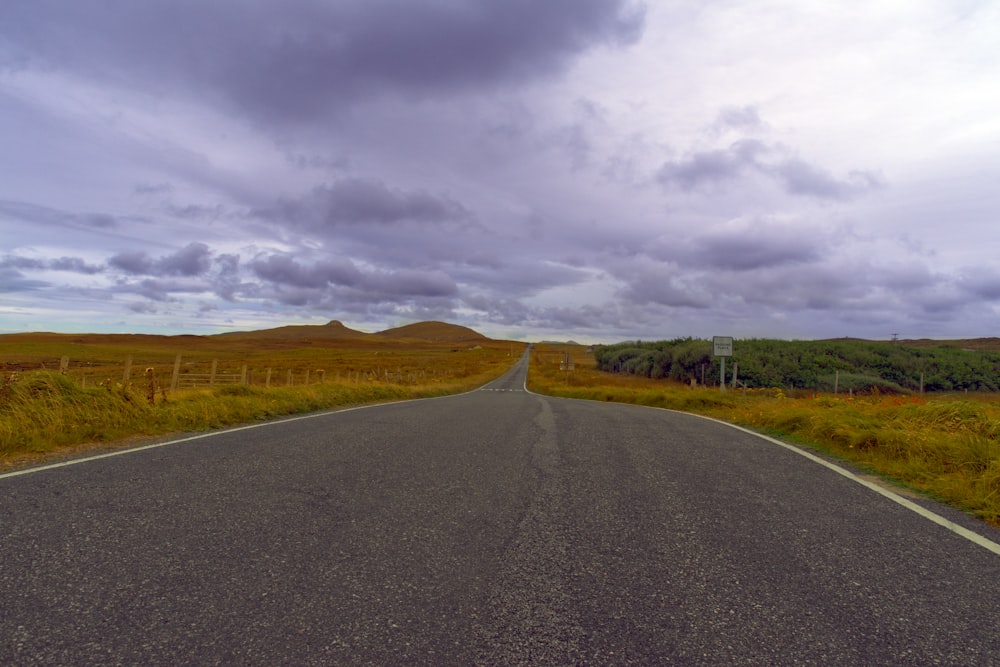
left=375, top=321, right=489, bottom=343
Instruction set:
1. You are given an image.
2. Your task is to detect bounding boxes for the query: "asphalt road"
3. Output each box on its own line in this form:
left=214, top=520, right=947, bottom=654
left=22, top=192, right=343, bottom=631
left=2, top=351, right=999, bottom=665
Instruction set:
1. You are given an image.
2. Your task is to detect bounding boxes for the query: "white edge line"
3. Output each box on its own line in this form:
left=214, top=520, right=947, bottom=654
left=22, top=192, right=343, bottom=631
left=0, top=390, right=473, bottom=481
left=530, top=387, right=1000, bottom=557
left=686, top=411, right=1000, bottom=557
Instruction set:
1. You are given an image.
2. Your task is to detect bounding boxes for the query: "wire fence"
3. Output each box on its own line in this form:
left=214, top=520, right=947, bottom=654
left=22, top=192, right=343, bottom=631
left=4, top=354, right=441, bottom=391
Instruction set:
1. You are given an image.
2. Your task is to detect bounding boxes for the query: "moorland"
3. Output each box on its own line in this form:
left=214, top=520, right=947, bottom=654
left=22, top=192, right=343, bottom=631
left=2, top=325, right=998, bottom=527
left=0, top=320, right=524, bottom=469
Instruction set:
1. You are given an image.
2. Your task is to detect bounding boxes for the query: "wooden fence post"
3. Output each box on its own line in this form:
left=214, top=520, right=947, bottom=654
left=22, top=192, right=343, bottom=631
left=210, top=360, right=218, bottom=385
left=304, top=370, right=310, bottom=385
left=266, top=368, right=272, bottom=388
left=241, top=365, right=248, bottom=385
left=171, top=354, right=181, bottom=391
left=123, top=356, right=132, bottom=387
left=287, top=369, right=293, bottom=386
left=60, top=356, right=69, bottom=374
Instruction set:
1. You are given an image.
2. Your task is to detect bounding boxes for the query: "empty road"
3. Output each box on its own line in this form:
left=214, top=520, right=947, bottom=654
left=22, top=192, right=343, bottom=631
left=2, top=351, right=998, bottom=665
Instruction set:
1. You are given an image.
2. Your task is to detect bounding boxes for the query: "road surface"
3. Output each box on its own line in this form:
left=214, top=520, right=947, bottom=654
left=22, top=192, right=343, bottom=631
left=2, top=351, right=998, bottom=665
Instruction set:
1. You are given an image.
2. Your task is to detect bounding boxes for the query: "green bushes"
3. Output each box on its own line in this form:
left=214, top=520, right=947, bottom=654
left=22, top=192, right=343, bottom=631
left=595, top=338, right=1000, bottom=393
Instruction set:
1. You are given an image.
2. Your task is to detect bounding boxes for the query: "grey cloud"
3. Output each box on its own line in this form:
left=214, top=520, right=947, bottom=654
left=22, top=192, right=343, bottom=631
left=456, top=260, right=592, bottom=298
left=158, top=243, right=212, bottom=276
left=615, top=261, right=709, bottom=309
left=249, top=253, right=457, bottom=300
left=715, top=105, right=765, bottom=132
left=0, top=267, right=47, bottom=292
left=689, top=235, right=819, bottom=271
left=0, top=199, right=128, bottom=231
left=164, top=203, right=225, bottom=221
left=133, top=183, right=174, bottom=196
left=109, top=243, right=212, bottom=277
left=657, top=140, right=768, bottom=189
left=127, top=301, right=159, bottom=314
left=0, top=256, right=44, bottom=270
left=658, top=140, right=882, bottom=201
left=260, top=179, right=471, bottom=229
left=5, top=0, right=645, bottom=123
left=84, top=213, right=118, bottom=229
left=49, top=257, right=104, bottom=274
left=959, top=270, right=1000, bottom=300
left=657, top=223, right=823, bottom=271
left=108, top=251, right=155, bottom=275
left=360, top=269, right=457, bottom=299
left=769, top=160, right=884, bottom=199
left=212, top=253, right=244, bottom=301
left=250, top=253, right=361, bottom=289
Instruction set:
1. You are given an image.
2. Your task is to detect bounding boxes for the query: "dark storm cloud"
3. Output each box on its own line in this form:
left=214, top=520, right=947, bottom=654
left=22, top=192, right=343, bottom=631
left=657, top=140, right=883, bottom=200
left=258, top=179, right=472, bottom=230
left=108, top=243, right=212, bottom=277
left=4, top=0, right=645, bottom=123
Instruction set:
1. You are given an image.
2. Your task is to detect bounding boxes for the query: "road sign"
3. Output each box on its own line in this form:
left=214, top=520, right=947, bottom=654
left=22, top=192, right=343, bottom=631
left=713, top=336, right=733, bottom=357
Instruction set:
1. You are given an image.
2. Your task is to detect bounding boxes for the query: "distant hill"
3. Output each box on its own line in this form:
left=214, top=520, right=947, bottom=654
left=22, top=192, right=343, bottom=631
left=215, top=319, right=488, bottom=343
left=0, top=320, right=492, bottom=347
left=375, top=321, right=489, bottom=342
left=213, top=320, right=367, bottom=341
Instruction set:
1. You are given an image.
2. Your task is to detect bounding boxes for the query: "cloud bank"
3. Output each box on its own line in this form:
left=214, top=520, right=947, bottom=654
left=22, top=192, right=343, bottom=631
left=2, top=0, right=999, bottom=341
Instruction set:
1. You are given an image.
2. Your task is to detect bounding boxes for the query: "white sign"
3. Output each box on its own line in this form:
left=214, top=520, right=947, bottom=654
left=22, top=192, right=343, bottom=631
left=713, top=336, right=733, bottom=357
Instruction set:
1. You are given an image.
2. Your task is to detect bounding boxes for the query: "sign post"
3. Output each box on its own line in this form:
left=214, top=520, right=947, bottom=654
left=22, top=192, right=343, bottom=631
left=713, top=336, right=733, bottom=393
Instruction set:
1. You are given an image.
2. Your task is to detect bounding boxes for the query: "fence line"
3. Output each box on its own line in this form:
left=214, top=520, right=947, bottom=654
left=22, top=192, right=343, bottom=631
left=13, top=357, right=450, bottom=389
left=8, top=355, right=447, bottom=390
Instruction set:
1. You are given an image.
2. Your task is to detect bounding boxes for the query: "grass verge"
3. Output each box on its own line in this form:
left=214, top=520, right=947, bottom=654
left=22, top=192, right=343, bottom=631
left=0, top=368, right=502, bottom=472
left=529, top=345, right=1000, bottom=529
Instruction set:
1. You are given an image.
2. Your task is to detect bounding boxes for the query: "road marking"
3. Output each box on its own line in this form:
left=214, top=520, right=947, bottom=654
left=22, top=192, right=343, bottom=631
left=0, top=391, right=472, bottom=481
left=678, top=411, right=1000, bottom=557
left=523, top=384, right=1000, bottom=556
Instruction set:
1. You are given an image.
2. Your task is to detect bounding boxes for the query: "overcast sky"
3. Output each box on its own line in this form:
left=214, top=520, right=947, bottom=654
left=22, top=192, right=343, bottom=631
left=2, top=1, right=999, bottom=342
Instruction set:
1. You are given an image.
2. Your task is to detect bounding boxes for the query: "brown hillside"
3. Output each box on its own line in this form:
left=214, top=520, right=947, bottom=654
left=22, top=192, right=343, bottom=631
left=376, top=321, right=489, bottom=342
left=212, top=320, right=368, bottom=341
left=900, top=337, right=1000, bottom=351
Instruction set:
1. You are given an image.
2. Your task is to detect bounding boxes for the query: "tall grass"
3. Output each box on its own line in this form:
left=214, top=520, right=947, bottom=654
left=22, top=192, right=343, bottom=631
left=530, top=345, right=1000, bottom=528
left=0, top=354, right=510, bottom=469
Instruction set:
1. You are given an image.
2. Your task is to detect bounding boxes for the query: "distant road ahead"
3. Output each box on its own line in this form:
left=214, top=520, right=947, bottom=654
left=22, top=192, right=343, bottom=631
left=2, top=351, right=998, bottom=665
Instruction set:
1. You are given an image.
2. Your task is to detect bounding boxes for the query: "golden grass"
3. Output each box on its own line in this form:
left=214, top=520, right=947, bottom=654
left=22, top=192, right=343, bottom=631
left=0, top=337, right=524, bottom=470
left=529, top=344, right=1000, bottom=528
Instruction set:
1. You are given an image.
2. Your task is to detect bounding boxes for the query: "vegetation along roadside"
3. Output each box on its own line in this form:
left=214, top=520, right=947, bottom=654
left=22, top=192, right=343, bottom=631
left=0, top=323, right=523, bottom=472
left=530, top=342, right=1000, bottom=530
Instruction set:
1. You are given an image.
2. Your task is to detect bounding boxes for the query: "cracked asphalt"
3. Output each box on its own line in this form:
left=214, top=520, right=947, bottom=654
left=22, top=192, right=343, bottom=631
left=2, top=352, right=998, bottom=665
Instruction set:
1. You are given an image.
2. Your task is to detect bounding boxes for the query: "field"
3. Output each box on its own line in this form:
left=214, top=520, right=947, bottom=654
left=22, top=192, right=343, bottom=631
left=0, top=323, right=524, bottom=470
left=4, top=327, right=998, bottom=529
left=531, top=344, right=1000, bottom=528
